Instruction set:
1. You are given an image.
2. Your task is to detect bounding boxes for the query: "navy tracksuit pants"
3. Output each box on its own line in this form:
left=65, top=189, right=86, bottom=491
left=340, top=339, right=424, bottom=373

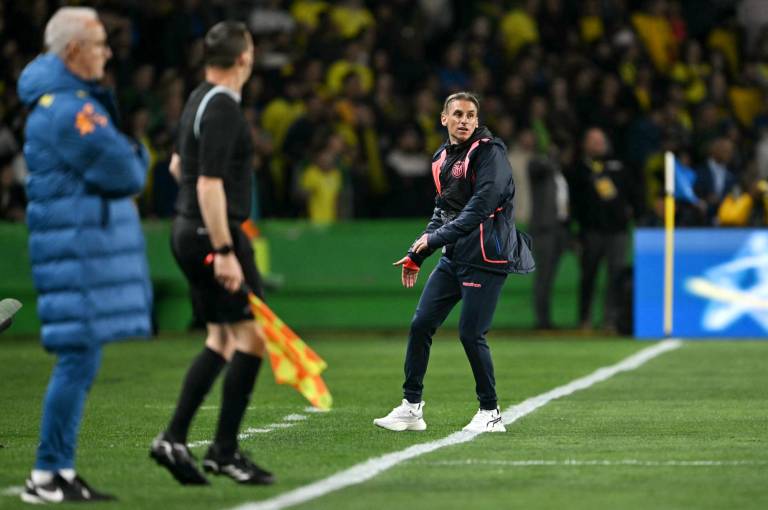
left=403, top=257, right=507, bottom=410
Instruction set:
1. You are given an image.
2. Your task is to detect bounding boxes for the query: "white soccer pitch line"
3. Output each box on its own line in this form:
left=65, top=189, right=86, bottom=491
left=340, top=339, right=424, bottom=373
left=1, top=486, right=24, bottom=497
left=422, top=459, right=768, bottom=467
left=188, top=413, right=314, bottom=448
left=229, top=339, right=683, bottom=510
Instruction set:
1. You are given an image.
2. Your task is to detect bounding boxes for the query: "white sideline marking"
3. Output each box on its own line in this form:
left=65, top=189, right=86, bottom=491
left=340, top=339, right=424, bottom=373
left=230, top=339, right=683, bottom=510
left=242, top=427, right=275, bottom=434
left=144, top=405, right=257, bottom=411
left=2, top=486, right=23, bottom=497
left=187, top=412, right=317, bottom=448
left=422, top=459, right=768, bottom=467
left=188, top=439, right=214, bottom=448
left=189, top=426, right=284, bottom=448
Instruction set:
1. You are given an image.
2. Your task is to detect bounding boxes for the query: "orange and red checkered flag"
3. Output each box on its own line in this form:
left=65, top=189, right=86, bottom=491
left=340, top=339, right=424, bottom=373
left=246, top=293, right=332, bottom=410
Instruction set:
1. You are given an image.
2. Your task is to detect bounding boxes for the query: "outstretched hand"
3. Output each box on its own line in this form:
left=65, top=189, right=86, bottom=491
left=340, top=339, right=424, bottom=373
left=393, top=256, right=419, bottom=288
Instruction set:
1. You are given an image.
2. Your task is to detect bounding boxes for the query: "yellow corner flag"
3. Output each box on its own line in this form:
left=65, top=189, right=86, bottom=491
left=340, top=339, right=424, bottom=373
left=247, top=293, right=332, bottom=410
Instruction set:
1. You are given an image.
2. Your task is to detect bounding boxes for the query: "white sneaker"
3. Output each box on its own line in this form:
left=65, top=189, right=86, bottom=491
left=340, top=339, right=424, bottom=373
left=373, top=399, right=427, bottom=431
left=462, top=407, right=506, bottom=433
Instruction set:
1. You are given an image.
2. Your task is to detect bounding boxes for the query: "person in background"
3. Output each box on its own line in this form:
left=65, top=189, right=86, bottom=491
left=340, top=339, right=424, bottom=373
left=0, top=154, right=26, bottom=221
left=17, top=7, right=151, bottom=502
left=528, top=141, right=572, bottom=330
left=570, top=128, right=635, bottom=332
left=717, top=169, right=768, bottom=227
left=299, top=145, right=342, bottom=224
left=696, top=137, right=737, bottom=224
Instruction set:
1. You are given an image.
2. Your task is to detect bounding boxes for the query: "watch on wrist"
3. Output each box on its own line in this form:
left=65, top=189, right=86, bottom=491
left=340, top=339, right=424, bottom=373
left=213, top=244, right=234, bottom=255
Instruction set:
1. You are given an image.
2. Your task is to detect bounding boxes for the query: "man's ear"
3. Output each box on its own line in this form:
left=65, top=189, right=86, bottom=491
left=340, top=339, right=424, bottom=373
left=62, top=39, right=80, bottom=63
left=440, top=112, right=447, bottom=127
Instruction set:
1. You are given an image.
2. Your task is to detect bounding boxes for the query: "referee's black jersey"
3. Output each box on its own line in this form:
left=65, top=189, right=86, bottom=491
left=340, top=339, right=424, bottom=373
left=175, top=81, right=254, bottom=224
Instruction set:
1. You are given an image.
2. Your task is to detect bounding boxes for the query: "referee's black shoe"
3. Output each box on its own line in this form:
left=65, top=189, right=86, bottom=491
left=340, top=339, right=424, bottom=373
left=149, top=432, right=209, bottom=485
left=202, top=446, right=275, bottom=485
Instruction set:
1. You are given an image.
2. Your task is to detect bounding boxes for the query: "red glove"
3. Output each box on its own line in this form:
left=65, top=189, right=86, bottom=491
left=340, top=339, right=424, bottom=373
left=393, top=255, right=420, bottom=288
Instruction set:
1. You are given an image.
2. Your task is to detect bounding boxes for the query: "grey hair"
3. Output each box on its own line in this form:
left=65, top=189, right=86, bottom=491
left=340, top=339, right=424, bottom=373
left=44, top=7, right=99, bottom=56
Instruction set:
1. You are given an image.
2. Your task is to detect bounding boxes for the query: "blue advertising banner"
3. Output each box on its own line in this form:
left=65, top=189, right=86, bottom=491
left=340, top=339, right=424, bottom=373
left=635, top=228, right=768, bottom=339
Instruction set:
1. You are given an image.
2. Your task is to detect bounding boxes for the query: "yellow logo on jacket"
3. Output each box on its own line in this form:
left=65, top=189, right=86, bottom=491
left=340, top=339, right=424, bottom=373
left=594, top=176, right=617, bottom=200
left=75, top=103, right=107, bottom=136
left=39, top=94, right=55, bottom=107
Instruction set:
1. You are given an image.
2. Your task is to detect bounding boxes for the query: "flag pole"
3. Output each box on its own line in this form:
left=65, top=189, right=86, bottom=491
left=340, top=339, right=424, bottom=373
left=663, top=151, right=675, bottom=336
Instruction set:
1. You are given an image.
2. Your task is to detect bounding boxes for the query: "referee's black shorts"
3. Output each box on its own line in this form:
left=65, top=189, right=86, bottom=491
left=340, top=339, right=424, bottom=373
left=171, top=216, right=265, bottom=324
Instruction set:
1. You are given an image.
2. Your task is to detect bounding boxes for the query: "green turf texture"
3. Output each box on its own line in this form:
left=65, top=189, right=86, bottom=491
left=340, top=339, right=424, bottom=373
left=1, top=335, right=766, bottom=510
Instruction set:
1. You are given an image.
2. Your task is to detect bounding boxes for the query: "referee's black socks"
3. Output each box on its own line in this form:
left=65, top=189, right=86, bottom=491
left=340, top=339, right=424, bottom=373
left=167, top=346, right=226, bottom=444
left=214, top=350, right=262, bottom=456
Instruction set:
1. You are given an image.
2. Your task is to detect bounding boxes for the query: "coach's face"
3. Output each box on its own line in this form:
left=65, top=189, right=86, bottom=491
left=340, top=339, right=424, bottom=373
left=67, top=21, right=111, bottom=81
left=441, top=99, right=478, bottom=144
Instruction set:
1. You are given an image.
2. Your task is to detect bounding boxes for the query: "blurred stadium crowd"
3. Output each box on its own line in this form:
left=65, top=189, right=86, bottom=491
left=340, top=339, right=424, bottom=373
left=1, top=0, right=768, bottom=228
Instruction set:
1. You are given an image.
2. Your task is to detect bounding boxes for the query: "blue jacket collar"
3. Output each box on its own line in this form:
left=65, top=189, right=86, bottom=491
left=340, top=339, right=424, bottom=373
left=17, top=53, right=95, bottom=106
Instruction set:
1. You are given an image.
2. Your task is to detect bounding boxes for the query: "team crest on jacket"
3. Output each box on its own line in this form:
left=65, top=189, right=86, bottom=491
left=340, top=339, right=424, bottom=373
left=451, top=160, right=466, bottom=178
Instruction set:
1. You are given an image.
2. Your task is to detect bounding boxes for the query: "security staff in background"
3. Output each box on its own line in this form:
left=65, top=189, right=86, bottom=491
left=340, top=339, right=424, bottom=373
left=18, top=7, right=152, bottom=503
left=528, top=142, right=572, bottom=330
left=149, top=21, right=274, bottom=486
left=569, top=127, right=637, bottom=331
left=374, top=91, right=534, bottom=434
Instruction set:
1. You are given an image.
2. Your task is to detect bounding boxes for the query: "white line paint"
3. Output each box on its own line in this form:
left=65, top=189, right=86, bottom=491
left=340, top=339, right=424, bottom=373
left=2, top=486, right=23, bottom=497
left=187, top=412, right=312, bottom=448
left=188, top=438, right=214, bottom=448
left=421, top=459, right=768, bottom=467
left=189, top=426, right=281, bottom=448
left=144, top=405, right=257, bottom=411
left=230, top=339, right=683, bottom=510
left=242, top=427, right=275, bottom=434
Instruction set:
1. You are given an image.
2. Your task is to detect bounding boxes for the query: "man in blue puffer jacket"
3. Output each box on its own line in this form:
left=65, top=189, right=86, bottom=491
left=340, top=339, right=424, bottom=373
left=17, top=7, right=151, bottom=503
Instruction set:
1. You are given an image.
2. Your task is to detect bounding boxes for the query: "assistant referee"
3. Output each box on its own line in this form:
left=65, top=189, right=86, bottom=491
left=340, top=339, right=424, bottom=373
left=150, top=21, right=273, bottom=486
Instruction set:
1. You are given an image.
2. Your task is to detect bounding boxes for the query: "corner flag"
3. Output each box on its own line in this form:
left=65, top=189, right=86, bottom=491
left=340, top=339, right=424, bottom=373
left=663, top=152, right=676, bottom=336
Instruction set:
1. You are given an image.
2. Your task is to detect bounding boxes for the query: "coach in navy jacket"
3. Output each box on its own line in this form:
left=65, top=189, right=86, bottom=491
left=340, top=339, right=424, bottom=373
left=17, top=7, right=150, bottom=502
left=374, top=92, right=533, bottom=434
left=407, top=125, right=534, bottom=274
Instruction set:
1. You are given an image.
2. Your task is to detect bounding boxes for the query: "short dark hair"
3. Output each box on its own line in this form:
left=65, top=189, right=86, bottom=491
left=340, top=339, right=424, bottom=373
left=204, top=21, right=250, bottom=68
left=443, top=91, right=480, bottom=113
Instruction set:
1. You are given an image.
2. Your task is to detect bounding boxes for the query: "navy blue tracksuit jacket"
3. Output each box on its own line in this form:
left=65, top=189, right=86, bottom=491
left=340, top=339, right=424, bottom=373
left=402, top=126, right=534, bottom=410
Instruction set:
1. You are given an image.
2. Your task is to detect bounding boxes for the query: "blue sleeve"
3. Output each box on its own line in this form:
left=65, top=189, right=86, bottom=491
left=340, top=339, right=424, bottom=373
left=54, top=97, right=148, bottom=197
left=427, top=144, right=506, bottom=248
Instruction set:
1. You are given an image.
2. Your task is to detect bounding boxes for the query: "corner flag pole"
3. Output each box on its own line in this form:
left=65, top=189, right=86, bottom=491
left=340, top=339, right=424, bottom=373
left=663, top=151, right=675, bottom=336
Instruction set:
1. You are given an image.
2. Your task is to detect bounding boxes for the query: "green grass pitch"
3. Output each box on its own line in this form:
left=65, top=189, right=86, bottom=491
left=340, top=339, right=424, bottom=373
left=1, top=333, right=767, bottom=509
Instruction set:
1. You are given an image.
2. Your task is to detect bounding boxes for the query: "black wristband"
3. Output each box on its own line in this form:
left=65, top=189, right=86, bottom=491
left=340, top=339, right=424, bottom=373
left=213, top=244, right=234, bottom=255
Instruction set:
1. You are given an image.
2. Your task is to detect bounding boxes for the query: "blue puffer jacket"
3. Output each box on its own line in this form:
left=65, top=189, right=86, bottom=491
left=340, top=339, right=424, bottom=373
left=18, top=54, right=152, bottom=350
